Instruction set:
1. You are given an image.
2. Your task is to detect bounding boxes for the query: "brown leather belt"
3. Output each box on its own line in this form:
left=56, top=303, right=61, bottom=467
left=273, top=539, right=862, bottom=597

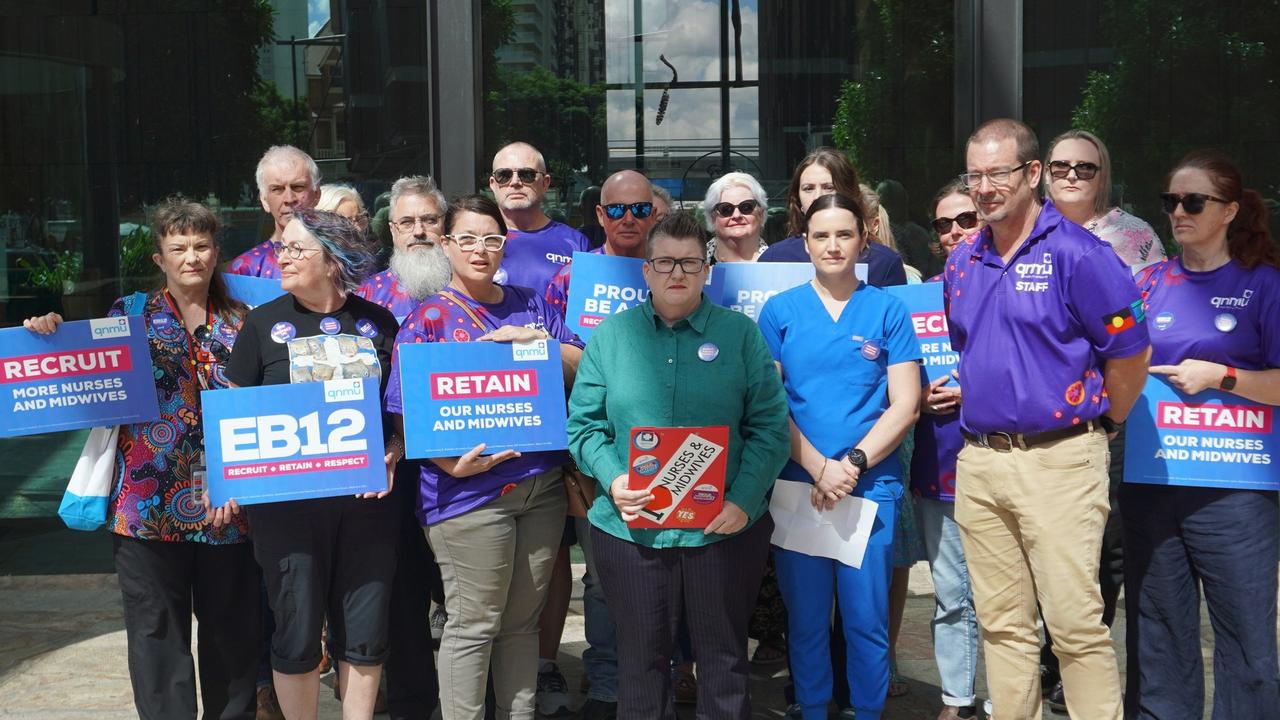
left=961, top=420, right=1101, bottom=452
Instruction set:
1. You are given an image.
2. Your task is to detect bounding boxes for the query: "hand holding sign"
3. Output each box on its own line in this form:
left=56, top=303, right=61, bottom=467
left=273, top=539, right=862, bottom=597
left=922, top=371, right=962, bottom=414
left=610, top=473, right=653, bottom=522
left=432, top=442, right=522, bottom=478
left=1151, top=360, right=1227, bottom=396
left=478, top=326, right=549, bottom=343
left=23, top=312, right=63, bottom=335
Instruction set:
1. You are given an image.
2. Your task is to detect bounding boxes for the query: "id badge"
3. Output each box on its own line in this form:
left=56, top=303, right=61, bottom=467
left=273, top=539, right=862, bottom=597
left=191, top=452, right=207, bottom=505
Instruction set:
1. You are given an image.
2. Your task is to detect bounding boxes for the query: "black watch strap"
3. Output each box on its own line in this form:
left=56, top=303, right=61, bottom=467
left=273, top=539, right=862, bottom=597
left=846, top=448, right=868, bottom=473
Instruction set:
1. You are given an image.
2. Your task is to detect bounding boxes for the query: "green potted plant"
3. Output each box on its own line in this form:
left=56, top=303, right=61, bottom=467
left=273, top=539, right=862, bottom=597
left=18, top=249, right=83, bottom=295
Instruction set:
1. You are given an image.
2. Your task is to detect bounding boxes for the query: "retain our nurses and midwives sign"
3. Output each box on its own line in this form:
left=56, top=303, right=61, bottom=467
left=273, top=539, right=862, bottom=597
left=0, top=316, right=160, bottom=437
left=1125, top=376, right=1278, bottom=490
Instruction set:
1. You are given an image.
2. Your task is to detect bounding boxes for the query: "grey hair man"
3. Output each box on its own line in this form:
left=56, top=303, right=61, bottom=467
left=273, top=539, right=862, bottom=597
left=227, top=145, right=321, bottom=277
left=354, top=175, right=452, bottom=316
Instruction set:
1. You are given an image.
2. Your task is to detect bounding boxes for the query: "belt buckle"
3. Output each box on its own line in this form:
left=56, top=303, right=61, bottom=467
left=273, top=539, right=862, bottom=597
left=989, top=431, right=1015, bottom=452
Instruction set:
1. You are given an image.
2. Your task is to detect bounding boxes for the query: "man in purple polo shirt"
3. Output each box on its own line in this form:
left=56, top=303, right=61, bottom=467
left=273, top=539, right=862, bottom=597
left=943, top=119, right=1150, bottom=720
left=489, top=142, right=590, bottom=292
left=357, top=175, right=452, bottom=318
left=228, top=145, right=320, bottom=278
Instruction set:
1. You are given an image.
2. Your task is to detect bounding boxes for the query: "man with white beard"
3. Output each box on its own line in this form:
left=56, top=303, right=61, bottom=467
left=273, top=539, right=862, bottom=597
left=357, top=175, right=452, bottom=318
left=354, top=174, right=451, bottom=720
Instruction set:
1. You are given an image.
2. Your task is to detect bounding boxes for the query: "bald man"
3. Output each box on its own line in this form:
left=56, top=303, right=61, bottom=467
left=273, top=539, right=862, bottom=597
left=488, top=141, right=590, bottom=293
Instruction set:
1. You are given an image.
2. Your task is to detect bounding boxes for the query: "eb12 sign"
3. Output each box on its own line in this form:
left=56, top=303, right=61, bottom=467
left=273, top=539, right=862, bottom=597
left=0, top=316, right=160, bottom=437
left=1124, top=376, right=1279, bottom=490
left=398, top=339, right=568, bottom=458
left=202, top=378, right=386, bottom=505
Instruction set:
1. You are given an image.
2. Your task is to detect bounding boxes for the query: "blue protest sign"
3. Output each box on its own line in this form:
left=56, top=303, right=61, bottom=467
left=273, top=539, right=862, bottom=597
left=224, top=274, right=286, bottom=308
left=885, top=283, right=958, bottom=382
left=709, top=262, right=814, bottom=321
left=564, top=252, right=649, bottom=339
left=397, top=339, right=568, bottom=458
left=0, top=316, right=160, bottom=437
left=202, top=378, right=387, bottom=505
left=1124, top=376, right=1279, bottom=490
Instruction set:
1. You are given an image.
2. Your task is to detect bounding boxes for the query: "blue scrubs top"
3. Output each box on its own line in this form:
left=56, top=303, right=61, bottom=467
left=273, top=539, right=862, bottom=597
left=758, top=281, right=922, bottom=487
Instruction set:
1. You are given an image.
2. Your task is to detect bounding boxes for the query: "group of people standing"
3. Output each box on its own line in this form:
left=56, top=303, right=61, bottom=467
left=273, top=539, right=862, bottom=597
left=22, top=115, right=1279, bottom=720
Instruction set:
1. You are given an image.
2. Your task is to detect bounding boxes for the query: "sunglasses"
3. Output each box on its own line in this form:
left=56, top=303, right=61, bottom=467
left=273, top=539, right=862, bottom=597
left=491, top=167, right=543, bottom=186
left=602, top=202, right=654, bottom=220
left=932, top=211, right=980, bottom=235
left=1047, top=160, right=1100, bottom=180
left=192, top=325, right=232, bottom=364
left=713, top=199, right=759, bottom=218
left=1160, top=192, right=1229, bottom=215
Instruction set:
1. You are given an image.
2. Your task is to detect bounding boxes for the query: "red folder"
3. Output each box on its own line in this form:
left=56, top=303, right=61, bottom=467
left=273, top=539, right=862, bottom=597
left=626, top=425, right=729, bottom=529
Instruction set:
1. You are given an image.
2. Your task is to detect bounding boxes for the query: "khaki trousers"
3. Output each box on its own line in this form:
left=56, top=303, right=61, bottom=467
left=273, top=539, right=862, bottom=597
left=426, top=469, right=567, bottom=720
left=955, top=429, right=1121, bottom=720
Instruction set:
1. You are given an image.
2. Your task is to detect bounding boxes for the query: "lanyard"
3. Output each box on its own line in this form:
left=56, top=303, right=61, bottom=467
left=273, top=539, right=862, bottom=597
left=161, top=289, right=216, bottom=389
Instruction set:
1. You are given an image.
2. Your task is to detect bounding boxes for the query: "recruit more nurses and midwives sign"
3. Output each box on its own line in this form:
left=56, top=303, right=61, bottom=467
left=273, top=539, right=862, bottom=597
left=1124, top=376, right=1279, bottom=491
left=884, top=283, right=959, bottom=382
left=201, top=378, right=387, bottom=506
left=397, top=339, right=568, bottom=458
left=0, top=316, right=160, bottom=437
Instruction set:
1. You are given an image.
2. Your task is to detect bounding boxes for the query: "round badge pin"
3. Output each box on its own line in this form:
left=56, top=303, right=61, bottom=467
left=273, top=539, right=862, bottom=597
left=860, top=340, right=882, bottom=361
left=632, top=454, right=661, bottom=476
left=1214, top=313, right=1237, bottom=333
left=633, top=431, right=660, bottom=451
left=356, top=318, right=379, bottom=338
left=319, top=316, right=341, bottom=335
left=494, top=267, right=509, bottom=285
left=1153, top=311, right=1175, bottom=331
left=691, top=483, right=720, bottom=505
left=697, top=343, right=719, bottom=362
left=152, top=313, right=174, bottom=329
left=270, top=321, right=297, bottom=343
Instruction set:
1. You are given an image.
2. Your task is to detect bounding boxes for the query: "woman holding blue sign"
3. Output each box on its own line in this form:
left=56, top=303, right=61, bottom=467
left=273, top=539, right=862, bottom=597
left=385, top=194, right=583, bottom=720
left=224, top=207, right=401, bottom=720
left=757, top=193, right=922, bottom=720
left=25, top=198, right=260, bottom=719
left=1123, top=151, right=1280, bottom=718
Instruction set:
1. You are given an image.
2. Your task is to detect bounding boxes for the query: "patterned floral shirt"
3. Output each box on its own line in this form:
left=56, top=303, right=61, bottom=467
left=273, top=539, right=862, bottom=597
left=106, top=292, right=249, bottom=544
left=227, top=239, right=281, bottom=278
left=1087, top=208, right=1167, bottom=268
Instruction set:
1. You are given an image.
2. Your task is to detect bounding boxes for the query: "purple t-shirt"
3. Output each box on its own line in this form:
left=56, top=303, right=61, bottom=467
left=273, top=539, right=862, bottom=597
left=943, top=201, right=1149, bottom=435
left=1136, top=258, right=1280, bottom=369
left=357, top=269, right=420, bottom=319
left=497, top=220, right=590, bottom=295
left=227, top=239, right=281, bottom=278
left=385, top=284, right=584, bottom=525
left=544, top=245, right=607, bottom=317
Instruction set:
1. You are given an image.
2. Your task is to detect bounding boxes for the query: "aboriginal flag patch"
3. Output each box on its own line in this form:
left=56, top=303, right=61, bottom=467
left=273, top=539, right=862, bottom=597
left=1102, top=300, right=1145, bottom=335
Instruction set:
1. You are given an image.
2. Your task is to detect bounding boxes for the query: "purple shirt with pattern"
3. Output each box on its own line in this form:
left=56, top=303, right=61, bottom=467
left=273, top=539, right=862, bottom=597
left=386, top=285, right=584, bottom=524
left=498, top=221, right=590, bottom=294
left=943, top=200, right=1150, bottom=435
left=357, top=269, right=420, bottom=318
left=544, top=246, right=607, bottom=317
left=227, top=239, right=281, bottom=278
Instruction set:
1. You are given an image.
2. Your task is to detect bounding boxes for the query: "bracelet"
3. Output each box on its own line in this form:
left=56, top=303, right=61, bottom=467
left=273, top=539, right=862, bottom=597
left=818, top=458, right=829, bottom=481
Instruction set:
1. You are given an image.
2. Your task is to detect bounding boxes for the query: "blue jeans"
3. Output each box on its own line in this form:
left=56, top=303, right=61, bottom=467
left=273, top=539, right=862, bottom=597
left=916, top=497, right=978, bottom=707
left=575, top=516, right=618, bottom=702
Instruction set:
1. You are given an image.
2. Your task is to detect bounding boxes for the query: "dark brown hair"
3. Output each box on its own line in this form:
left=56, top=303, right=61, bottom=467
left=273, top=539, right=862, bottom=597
left=968, top=118, right=1039, bottom=165
left=786, top=147, right=864, bottom=237
left=803, top=193, right=867, bottom=236
left=930, top=179, right=970, bottom=219
left=149, top=197, right=246, bottom=320
left=646, top=211, right=708, bottom=259
left=445, top=194, right=508, bottom=236
left=1167, top=151, right=1279, bottom=269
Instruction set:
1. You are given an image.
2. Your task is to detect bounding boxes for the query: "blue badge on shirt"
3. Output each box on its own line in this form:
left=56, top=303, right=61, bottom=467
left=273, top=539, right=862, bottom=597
left=151, top=313, right=174, bottom=329
left=356, top=318, right=379, bottom=338
left=1153, top=311, right=1175, bottom=331
left=270, top=322, right=297, bottom=343
left=860, top=339, right=882, bottom=361
left=319, top=317, right=341, bottom=335
left=1214, top=313, right=1237, bottom=333
left=494, top=267, right=509, bottom=285
left=697, top=343, right=719, bottom=362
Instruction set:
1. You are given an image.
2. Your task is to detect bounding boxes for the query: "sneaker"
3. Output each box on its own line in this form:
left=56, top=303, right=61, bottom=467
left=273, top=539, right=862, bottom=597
left=1046, top=680, right=1068, bottom=714
left=983, top=698, right=993, bottom=716
left=937, top=705, right=980, bottom=720
left=536, top=662, right=573, bottom=718
left=255, top=685, right=284, bottom=720
left=430, top=604, right=447, bottom=647
left=575, top=698, right=617, bottom=720
left=837, top=709, right=856, bottom=719
left=783, top=704, right=803, bottom=720
left=671, top=665, right=697, bottom=705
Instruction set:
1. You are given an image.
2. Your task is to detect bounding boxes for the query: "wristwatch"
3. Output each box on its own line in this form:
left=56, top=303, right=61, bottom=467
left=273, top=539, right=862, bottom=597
left=1099, top=415, right=1122, bottom=434
left=845, top=448, right=868, bottom=473
left=1220, top=366, right=1238, bottom=391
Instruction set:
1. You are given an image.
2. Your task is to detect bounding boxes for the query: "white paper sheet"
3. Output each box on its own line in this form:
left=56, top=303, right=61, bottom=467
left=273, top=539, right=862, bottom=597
left=768, top=479, right=879, bottom=568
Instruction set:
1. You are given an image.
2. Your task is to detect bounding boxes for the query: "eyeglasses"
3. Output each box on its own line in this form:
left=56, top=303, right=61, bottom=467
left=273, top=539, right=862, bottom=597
left=1160, top=192, right=1229, bottom=215
left=959, top=161, right=1032, bottom=189
left=932, top=211, right=980, bottom=235
left=392, top=214, right=442, bottom=233
left=602, top=202, right=654, bottom=220
left=271, top=242, right=324, bottom=259
left=647, top=257, right=707, bottom=274
left=1047, top=160, right=1100, bottom=180
left=713, top=199, right=759, bottom=218
left=491, top=167, right=543, bottom=186
left=192, top=325, right=231, bottom=365
left=446, top=233, right=507, bottom=252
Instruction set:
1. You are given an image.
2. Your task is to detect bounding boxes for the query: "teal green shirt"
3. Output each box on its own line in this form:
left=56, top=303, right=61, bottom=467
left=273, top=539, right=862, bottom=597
left=567, top=295, right=790, bottom=548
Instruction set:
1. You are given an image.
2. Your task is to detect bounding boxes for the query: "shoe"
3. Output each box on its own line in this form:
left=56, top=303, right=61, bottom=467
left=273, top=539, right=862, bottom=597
left=983, top=698, right=993, bottom=716
left=783, top=703, right=803, bottom=720
left=837, top=709, right=856, bottom=719
left=255, top=685, right=284, bottom=720
left=430, top=604, right=447, bottom=647
left=750, top=637, right=787, bottom=665
left=886, top=659, right=908, bottom=697
left=937, top=705, right=980, bottom=720
left=671, top=666, right=697, bottom=705
left=575, top=698, right=617, bottom=720
left=536, top=662, right=573, bottom=718
left=1046, top=680, right=1068, bottom=714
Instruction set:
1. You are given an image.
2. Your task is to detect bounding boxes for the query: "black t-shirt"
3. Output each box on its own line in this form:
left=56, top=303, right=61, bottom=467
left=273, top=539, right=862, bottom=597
left=226, top=293, right=399, bottom=395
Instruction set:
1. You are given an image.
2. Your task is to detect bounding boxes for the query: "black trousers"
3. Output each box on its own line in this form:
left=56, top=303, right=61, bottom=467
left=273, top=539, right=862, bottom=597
left=384, top=463, right=441, bottom=720
left=592, top=515, right=773, bottom=720
left=113, top=535, right=261, bottom=720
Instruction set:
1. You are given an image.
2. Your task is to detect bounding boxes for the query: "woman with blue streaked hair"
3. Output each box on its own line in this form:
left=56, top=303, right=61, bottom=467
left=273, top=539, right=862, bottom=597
left=224, top=207, right=403, bottom=720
